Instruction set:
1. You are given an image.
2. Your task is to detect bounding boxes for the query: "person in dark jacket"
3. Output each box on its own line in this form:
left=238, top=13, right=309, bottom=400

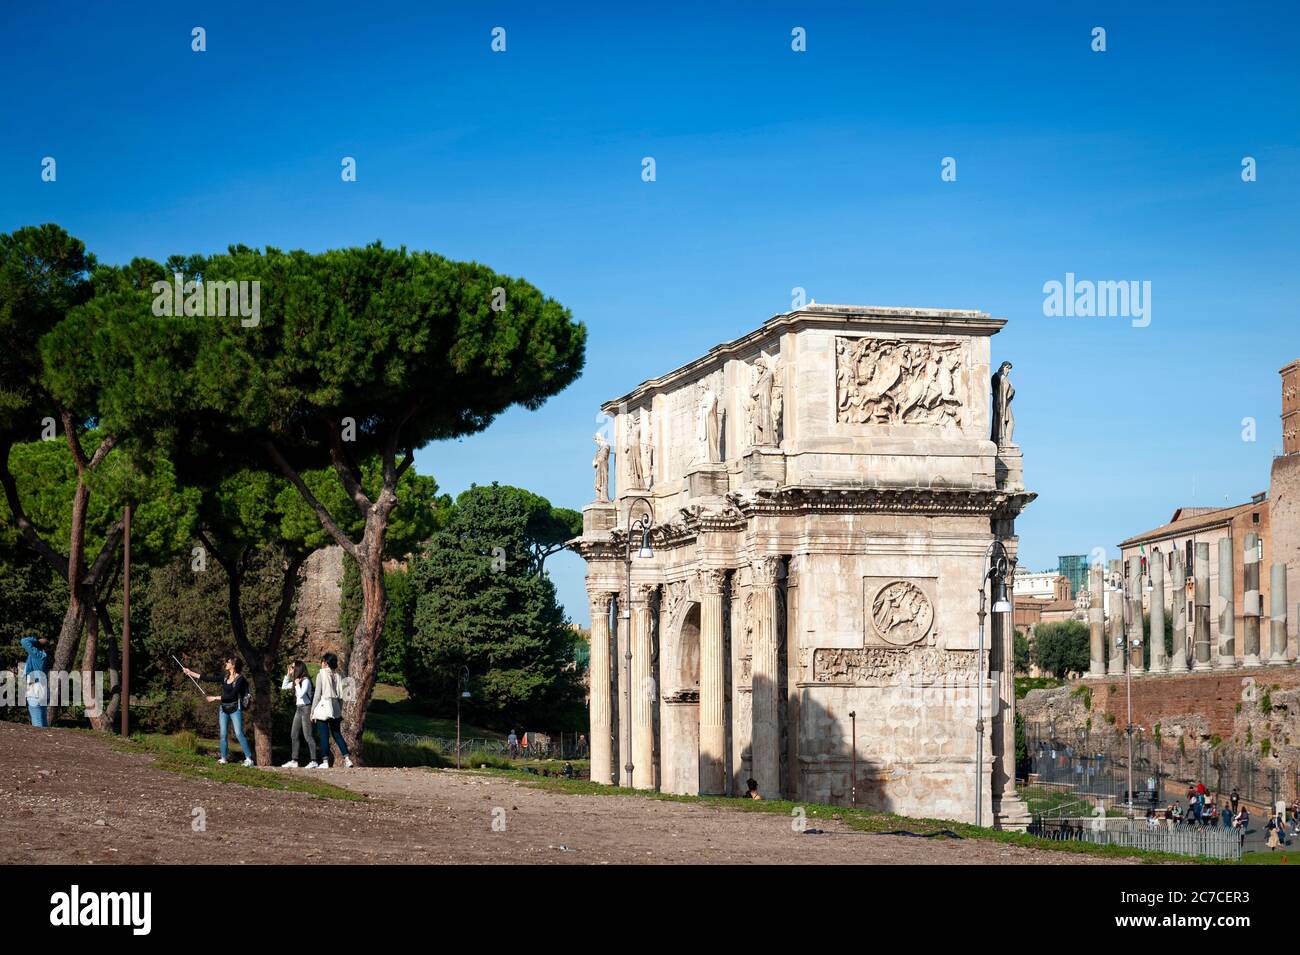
left=182, top=657, right=255, bottom=766
left=21, top=635, right=52, bottom=727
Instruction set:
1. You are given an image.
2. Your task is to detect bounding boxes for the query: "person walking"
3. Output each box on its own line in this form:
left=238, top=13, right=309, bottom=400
left=182, top=657, right=255, bottom=766
left=280, top=661, right=318, bottom=768
left=507, top=729, right=519, bottom=758
left=311, top=653, right=352, bottom=768
left=20, top=635, right=52, bottom=727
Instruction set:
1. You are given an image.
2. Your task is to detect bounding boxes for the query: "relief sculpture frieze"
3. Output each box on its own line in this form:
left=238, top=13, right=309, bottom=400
left=836, top=336, right=964, bottom=427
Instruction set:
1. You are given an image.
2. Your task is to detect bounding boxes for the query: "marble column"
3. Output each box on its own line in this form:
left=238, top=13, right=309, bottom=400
left=631, top=583, right=657, bottom=790
left=1127, top=556, right=1145, bottom=674
left=588, top=591, right=615, bottom=785
left=1149, top=558, right=1167, bottom=673
left=1087, top=563, right=1105, bottom=677
left=1269, top=564, right=1289, bottom=665
left=1170, top=553, right=1189, bottom=670
left=749, top=555, right=782, bottom=799
left=1216, top=538, right=1236, bottom=668
left=698, top=568, right=728, bottom=795
left=1194, top=543, right=1213, bottom=670
left=617, top=595, right=632, bottom=784
left=1107, top=583, right=1125, bottom=673
left=1242, top=534, right=1262, bottom=666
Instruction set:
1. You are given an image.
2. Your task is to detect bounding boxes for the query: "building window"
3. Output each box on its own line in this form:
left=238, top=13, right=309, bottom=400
left=1253, top=512, right=1260, bottom=524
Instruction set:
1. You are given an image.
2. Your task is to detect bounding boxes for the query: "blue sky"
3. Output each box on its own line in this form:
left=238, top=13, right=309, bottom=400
left=3, top=1, right=1297, bottom=626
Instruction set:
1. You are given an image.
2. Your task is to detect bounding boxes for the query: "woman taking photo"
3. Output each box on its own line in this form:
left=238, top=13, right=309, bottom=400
left=311, top=653, right=353, bottom=768
left=280, top=660, right=318, bottom=768
left=182, top=657, right=255, bottom=766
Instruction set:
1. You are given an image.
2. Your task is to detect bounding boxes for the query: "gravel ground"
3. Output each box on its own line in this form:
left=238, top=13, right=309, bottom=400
left=0, top=721, right=1132, bottom=864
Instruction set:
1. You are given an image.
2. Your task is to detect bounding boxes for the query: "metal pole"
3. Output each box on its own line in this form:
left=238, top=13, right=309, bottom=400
left=1123, top=573, right=1134, bottom=819
left=623, top=534, right=633, bottom=788
left=456, top=687, right=462, bottom=770
left=849, top=711, right=857, bottom=807
left=121, top=504, right=131, bottom=738
left=976, top=608, right=985, bottom=826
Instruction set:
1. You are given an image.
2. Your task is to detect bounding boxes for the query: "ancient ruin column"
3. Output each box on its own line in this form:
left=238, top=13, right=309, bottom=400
left=1243, top=534, right=1263, bottom=666
left=1170, top=553, right=1189, bottom=670
left=1087, top=563, right=1105, bottom=677
left=1127, top=556, right=1145, bottom=674
left=1194, top=543, right=1213, bottom=670
left=1149, top=558, right=1167, bottom=672
left=698, top=568, right=728, bottom=795
left=1216, top=538, right=1236, bottom=668
left=616, top=594, right=632, bottom=785
left=1107, top=583, right=1125, bottom=673
left=631, top=583, right=656, bottom=790
left=1269, top=564, right=1289, bottom=665
left=749, top=555, right=782, bottom=799
left=588, top=591, right=615, bottom=785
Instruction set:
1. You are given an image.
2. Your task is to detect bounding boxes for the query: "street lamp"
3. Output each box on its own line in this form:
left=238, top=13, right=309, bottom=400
left=456, top=665, right=471, bottom=770
left=976, top=539, right=1013, bottom=827
left=621, top=496, right=654, bottom=788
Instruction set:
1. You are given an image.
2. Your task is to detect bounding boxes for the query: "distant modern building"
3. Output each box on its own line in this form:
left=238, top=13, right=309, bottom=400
left=1057, top=554, right=1089, bottom=598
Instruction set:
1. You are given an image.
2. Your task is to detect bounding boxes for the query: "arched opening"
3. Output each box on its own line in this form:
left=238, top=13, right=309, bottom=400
left=661, top=603, right=701, bottom=794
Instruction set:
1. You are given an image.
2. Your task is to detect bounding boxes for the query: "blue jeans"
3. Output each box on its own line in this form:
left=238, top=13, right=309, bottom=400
left=27, top=702, right=48, bottom=727
left=316, top=717, right=349, bottom=764
left=219, top=708, right=254, bottom=762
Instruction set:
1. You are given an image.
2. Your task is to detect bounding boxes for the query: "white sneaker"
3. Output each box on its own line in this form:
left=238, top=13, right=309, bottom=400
left=282, top=760, right=299, bottom=768
left=305, top=761, right=319, bottom=769
left=319, top=762, right=331, bottom=769
left=344, top=757, right=353, bottom=768
left=242, top=758, right=255, bottom=767
left=217, top=758, right=228, bottom=765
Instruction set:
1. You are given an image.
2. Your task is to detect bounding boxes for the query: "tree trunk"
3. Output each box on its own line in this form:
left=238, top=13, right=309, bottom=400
left=341, top=516, right=392, bottom=760
left=250, top=662, right=274, bottom=766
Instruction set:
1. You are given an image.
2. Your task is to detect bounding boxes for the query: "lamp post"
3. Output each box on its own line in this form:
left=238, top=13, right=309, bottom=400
left=849, top=710, right=857, bottom=807
left=456, top=665, right=470, bottom=770
left=621, top=496, right=654, bottom=788
left=976, top=539, right=1013, bottom=828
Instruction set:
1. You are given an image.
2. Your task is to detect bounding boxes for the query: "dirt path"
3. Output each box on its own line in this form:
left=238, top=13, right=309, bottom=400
left=0, top=722, right=1129, bottom=864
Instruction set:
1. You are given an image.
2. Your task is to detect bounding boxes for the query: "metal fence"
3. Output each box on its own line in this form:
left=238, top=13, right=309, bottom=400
left=1028, top=817, right=1243, bottom=861
left=383, top=732, right=589, bottom=759
left=1025, top=728, right=1296, bottom=812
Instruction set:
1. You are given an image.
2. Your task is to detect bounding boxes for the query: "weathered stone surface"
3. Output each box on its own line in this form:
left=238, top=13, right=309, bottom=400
left=570, top=304, right=1033, bottom=825
left=296, top=545, right=344, bottom=660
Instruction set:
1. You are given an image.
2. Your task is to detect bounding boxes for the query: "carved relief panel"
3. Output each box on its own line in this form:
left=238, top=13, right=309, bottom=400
left=863, top=577, right=938, bottom=647
left=835, top=336, right=966, bottom=428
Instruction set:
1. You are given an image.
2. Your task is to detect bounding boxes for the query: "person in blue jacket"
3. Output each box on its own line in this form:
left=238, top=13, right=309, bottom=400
left=21, top=635, right=52, bottom=727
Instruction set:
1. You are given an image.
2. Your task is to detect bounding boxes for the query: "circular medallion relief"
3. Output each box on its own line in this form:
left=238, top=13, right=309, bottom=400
left=871, top=580, right=934, bottom=646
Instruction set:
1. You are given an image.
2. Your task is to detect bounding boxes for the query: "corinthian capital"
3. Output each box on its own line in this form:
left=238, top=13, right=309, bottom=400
left=750, top=555, right=782, bottom=586
left=697, top=567, right=728, bottom=595
left=587, top=591, right=614, bottom=620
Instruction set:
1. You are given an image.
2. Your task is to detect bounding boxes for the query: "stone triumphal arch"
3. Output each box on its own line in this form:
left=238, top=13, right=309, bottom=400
left=570, top=304, right=1034, bottom=827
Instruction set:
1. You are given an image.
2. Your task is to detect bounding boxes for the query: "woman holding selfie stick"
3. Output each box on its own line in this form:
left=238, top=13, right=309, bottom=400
left=181, top=657, right=255, bottom=766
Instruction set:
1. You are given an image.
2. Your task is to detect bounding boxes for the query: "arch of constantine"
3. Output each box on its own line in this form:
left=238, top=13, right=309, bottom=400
left=569, top=304, right=1035, bottom=827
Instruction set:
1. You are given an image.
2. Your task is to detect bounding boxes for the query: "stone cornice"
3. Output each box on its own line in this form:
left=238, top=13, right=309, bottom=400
left=565, top=484, right=1035, bottom=560
left=602, top=304, right=1006, bottom=412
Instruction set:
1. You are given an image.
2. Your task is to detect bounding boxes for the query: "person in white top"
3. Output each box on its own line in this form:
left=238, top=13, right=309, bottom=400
left=280, top=660, right=319, bottom=768
left=310, top=653, right=353, bottom=768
